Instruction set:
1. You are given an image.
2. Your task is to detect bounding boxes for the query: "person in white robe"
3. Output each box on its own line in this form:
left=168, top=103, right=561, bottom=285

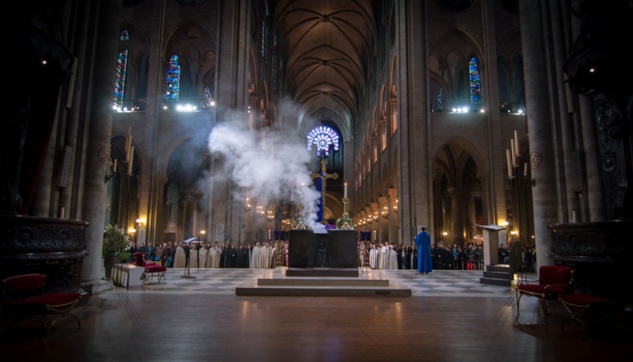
left=250, top=242, right=261, bottom=269
left=268, top=243, right=277, bottom=269
left=378, top=242, right=388, bottom=269
left=198, top=245, right=208, bottom=268
left=189, top=245, right=198, bottom=268
left=173, top=242, right=186, bottom=268
left=213, top=243, right=222, bottom=268
left=369, top=244, right=377, bottom=269
left=388, top=244, right=398, bottom=270
left=259, top=243, right=270, bottom=269
left=358, top=242, right=366, bottom=267
left=208, top=242, right=220, bottom=268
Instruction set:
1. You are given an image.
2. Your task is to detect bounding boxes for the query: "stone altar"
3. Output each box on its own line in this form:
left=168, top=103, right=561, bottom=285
left=288, top=229, right=357, bottom=268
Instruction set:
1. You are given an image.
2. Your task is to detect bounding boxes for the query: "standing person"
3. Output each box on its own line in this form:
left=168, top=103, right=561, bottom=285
left=414, top=226, right=432, bottom=274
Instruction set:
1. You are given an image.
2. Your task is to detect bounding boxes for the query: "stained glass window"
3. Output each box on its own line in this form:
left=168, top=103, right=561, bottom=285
left=113, top=49, right=128, bottom=109
left=437, top=87, right=443, bottom=110
left=307, top=126, right=339, bottom=157
left=120, top=29, right=129, bottom=41
left=203, top=85, right=213, bottom=108
left=261, top=0, right=269, bottom=65
left=469, top=56, right=481, bottom=104
left=165, top=55, right=180, bottom=101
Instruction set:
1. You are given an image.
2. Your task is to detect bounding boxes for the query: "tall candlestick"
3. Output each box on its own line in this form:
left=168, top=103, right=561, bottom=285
left=268, top=229, right=272, bottom=240
left=514, top=130, right=520, bottom=155
left=125, top=126, right=131, bottom=159
left=128, top=146, right=134, bottom=175
left=344, top=182, right=348, bottom=198
left=523, top=162, right=528, bottom=177
left=506, top=149, right=512, bottom=177
left=113, top=159, right=117, bottom=172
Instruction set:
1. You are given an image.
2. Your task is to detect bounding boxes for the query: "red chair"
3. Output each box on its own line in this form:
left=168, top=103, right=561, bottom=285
left=132, top=252, right=146, bottom=266
left=513, top=265, right=575, bottom=324
left=559, top=293, right=625, bottom=332
left=1, top=273, right=82, bottom=335
left=142, top=261, right=167, bottom=285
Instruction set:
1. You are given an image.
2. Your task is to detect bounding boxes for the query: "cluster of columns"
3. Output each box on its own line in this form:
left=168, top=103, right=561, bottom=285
left=353, top=186, right=400, bottom=244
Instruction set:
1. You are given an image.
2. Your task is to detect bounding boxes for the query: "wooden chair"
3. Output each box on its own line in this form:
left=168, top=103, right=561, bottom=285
left=513, top=265, right=574, bottom=324
left=1, top=273, right=82, bottom=335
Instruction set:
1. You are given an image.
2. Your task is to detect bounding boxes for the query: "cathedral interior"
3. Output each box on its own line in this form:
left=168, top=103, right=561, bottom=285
left=1, top=0, right=632, bottom=330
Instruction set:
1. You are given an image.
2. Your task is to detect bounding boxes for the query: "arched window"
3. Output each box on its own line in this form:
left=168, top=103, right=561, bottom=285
left=165, top=55, right=181, bottom=101
left=113, top=29, right=130, bottom=110
left=113, top=49, right=128, bottom=110
left=469, top=56, right=481, bottom=105
left=307, top=126, right=339, bottom=157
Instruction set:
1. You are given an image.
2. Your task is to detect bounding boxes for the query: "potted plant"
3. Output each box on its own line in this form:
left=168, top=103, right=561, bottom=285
left=102, top=224, right=132, bottom=279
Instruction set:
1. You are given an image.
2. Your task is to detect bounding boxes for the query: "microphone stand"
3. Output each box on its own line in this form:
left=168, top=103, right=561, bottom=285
left=181, top=243, right=196, bottom=279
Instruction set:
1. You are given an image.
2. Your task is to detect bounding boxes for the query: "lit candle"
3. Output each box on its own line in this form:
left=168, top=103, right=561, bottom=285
left=514, top=130, right=520, bottom=155
left=344, top=182, right=348, bottom=198
left=268, top=229, right=272, bottom=240
left=510, top=139, right=517, bottom=166
left=506, top=149, right=512, bottom=177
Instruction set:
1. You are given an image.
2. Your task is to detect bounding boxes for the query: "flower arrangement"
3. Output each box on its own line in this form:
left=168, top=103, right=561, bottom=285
left=336, top=212, right=354, bottom=230
left=102, top=224, right=132, bottom=261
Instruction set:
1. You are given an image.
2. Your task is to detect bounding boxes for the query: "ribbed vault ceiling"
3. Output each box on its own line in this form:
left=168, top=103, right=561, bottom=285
left=274, top=0, right=376, bottom=133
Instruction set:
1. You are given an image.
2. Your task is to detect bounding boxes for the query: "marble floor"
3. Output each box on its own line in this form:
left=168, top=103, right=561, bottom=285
left=1, top=268, right=631, bottom=362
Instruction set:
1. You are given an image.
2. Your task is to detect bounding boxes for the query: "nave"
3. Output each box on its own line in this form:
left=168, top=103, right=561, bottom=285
left=1, top=269, right=631, bottom=362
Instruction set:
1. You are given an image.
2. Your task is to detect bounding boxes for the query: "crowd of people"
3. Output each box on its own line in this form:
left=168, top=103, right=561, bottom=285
left=362, top=241, right=486, bottom=271
left=131, top=240, right=288, bottom=269
left=129, top=238, right=535, bottom=272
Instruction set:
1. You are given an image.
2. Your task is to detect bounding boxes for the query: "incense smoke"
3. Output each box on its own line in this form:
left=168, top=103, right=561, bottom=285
left=201, top=108, right=324, bottom=232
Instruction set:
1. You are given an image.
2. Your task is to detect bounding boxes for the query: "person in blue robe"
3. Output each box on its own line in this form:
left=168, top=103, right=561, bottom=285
left=414, top=226, right=433, bottom=274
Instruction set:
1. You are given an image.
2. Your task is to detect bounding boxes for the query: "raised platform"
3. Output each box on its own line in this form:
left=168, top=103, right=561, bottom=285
left=236, top=267, right=411, bottom=297
left=286, top=268, right=359, bottom=277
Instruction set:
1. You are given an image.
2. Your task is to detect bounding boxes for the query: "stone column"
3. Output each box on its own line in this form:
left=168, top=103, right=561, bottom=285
left=378, top=195, right=389, bottom=242
left=387, top=187, right=399, bottom=244
left=369, top=202, right=378, bottom=241
left=81, top=0, right=123, bottom=288
left=578, top=96, right=605, bottom=222
left=149, top=176, right=168, bottom=246
left=518, top=1, right=560, bottom=267
left=448, top=187, right=464, bottom=246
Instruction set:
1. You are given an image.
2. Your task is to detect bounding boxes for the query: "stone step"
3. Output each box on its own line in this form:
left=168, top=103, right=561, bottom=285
left=483, top=270, right=512, bottom=280
left=235, top=283, right=412, bottom=297
left=480, top=264, right=511, bottom=286
left=479, top=277, right=511, bottom=286
left=286, top=268, right=359, bottom=277
left=236, top=267, right=411, bottom=297
left=257, top=277, right=390, bottom=287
